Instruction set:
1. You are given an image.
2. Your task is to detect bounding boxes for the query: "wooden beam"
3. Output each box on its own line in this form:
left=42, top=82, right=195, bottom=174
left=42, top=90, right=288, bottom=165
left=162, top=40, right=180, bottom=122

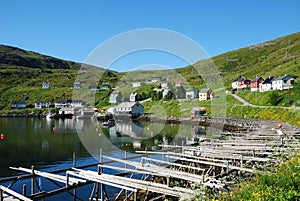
left=0, top=185, right=32, bottom=201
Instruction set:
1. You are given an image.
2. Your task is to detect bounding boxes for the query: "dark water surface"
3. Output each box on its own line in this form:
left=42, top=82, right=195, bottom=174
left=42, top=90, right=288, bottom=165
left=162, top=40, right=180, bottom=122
left=0, top=117, right=211, bottom=200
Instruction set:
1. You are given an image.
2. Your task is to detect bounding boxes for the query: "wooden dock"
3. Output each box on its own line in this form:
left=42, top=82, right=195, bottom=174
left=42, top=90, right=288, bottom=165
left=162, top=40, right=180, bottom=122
left=0, top=123, right=299, bottom=200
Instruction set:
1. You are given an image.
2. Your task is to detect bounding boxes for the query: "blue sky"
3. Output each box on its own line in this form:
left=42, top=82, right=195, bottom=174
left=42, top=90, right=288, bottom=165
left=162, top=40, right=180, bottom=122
left=1, top=0, right=299, bottom=72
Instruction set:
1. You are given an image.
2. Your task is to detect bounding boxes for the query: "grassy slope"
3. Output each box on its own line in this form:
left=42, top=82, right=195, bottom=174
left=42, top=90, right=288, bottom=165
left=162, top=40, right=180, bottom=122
left=1, top=32, right=300, bottom=125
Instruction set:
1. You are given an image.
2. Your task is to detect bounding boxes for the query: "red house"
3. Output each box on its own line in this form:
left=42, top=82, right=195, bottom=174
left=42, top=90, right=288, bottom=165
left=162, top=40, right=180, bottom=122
left=250, top=76, right=264, bottom=91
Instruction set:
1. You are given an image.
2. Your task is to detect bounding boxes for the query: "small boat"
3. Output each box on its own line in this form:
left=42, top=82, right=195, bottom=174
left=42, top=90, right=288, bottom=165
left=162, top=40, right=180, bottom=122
left=102, top=119, right=115, bottom=127
left=46, top=112, right=55, bottom=119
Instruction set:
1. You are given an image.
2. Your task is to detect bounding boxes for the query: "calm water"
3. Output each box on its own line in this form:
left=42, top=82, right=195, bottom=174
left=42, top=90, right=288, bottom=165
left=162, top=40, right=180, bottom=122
left=0, top=117, right=213, bottom=200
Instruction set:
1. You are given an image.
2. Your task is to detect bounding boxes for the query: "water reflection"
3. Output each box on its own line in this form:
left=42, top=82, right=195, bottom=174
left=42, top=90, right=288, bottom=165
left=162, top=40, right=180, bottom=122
left=0, top=118, right=89, bottom=177
left=0, top=117, right=214, bottom=177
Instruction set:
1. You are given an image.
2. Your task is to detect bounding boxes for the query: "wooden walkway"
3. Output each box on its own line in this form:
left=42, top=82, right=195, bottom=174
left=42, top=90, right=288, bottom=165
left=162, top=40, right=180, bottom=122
left=0, top=125, right=299, bottom=200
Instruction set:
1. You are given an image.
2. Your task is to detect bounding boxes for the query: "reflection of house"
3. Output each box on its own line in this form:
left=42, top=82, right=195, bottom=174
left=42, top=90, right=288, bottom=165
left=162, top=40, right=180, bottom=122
left=260, top=76, right=274, bottom=92
left=73, top=82, right=81, bottom=89
left=11, top=101, right=26, bottom=109
left=42, top=82, right=50, bottom=89
left=186, top=88, right=199, bottom=99
left=115, top=119, right=144, bottom=138
left=130, top=93, right=137, bottom=102
left=115, top=102, right=144, bottom=117
left=132, top=82, right=142, bottom=88
left=250, top=76, right=264, bottom=91
left=110, top=91, right=122, bottom=103
left=199, top=88, right=213, bottom=101
left=272, top=75, right=295, bottom=90
left=35, top=102, right=51, bottom=109
left=190, top=107, right=206, bottom=118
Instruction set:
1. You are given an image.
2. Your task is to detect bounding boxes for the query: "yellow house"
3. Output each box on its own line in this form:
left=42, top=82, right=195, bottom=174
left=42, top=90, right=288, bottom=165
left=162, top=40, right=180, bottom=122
left=199, top=88, right=213, bottom=101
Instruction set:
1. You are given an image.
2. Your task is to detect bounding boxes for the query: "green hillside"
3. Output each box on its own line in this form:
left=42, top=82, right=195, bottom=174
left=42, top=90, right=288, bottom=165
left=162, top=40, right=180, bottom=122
left=0, top=32, right=299, bottom=124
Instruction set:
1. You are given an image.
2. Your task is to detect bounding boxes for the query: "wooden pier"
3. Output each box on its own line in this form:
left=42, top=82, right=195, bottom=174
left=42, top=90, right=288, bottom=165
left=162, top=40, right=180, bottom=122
left=0, top=124, right=299, bottom=200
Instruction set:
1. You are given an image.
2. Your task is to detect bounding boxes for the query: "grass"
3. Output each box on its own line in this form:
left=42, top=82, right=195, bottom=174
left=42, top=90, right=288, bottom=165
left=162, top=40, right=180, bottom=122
left=216, top=152, right=300, bottom=201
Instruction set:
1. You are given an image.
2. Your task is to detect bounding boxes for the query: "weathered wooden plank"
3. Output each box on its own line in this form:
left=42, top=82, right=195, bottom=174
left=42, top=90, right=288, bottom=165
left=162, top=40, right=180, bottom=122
left=69, top=169, right=194, bottom=198
left=0, top=185, right=32, bottom=201
left=10, top=167, right=86, bottom=185
left=167, top=155, right=256, bottom=173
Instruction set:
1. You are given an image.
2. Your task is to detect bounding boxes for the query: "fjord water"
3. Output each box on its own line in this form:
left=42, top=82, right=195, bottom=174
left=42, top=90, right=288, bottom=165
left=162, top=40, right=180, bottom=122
left=0, top=117, right=210, bottom=200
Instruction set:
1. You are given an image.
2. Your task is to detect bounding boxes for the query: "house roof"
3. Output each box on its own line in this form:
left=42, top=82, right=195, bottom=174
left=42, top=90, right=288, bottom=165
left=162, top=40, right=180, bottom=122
left=191, top=107, right=206, bottom=112
left=199, top=88, right=211, bottom=93
left=117, top=102, right=143, bottom=108
left=251, top=76, right=263, bottom=82
left=262, top=76, right=274, bottom=84
left=274, top=75, right=294, bottom=81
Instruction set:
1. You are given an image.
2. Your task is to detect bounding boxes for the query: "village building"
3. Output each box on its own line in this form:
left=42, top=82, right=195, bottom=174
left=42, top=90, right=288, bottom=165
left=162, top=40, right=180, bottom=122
left=71, top=100, right=84, bottom=108
left=175, top=81, right=184, bottom=87
left=11, top=101, right=26, bottom=110
left=151, top=77, right=161, bottom=83
left=73, top=82, right=81, bottom=89
left=161, top=82, right=170, bottom=89
left=162, top=89, right=170, bottom=98
left=58, top=107, right=77, bottom=116
left=109, top=91, right=122, bottom=103
left=190, top=107, right=206, bottom=118
left=115, top=102, right=144, bottom=117
left=55, top=100, right=72, bottom=108
left=232, top=77, right=251, bottom=89
left=186, top=88, right=199, bottom=100
left=250, top=76, right=264, bottom=91
left=199, top=88, right=214, bottom=101
left=132, top=82, right=143, bottom=88
left=102, top=83, right=109, bottom=90
left=42, top=82, right=50, bottom=89
left=35, top=102, right=51, bottom=109
left=272, top=75, right=295, bottom=90
left=130, top=93, right=138, bottom=102
left=89, top=84, right=99, bottom=90
left=260, top=76, right=274, bottom=92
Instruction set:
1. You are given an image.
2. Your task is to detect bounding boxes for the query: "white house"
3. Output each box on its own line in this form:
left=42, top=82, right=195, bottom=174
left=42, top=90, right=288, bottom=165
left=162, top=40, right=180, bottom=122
left=260, top=76, right=274, bottom=92
left=232, top=77, right=251, bottom=89
left=272, top=75, right=295, bottom=90
left=186, top=88, right=199, bottom=100
left=130, top=93, right=137, bottom=102
left=132, top=82, right=142, bottom=88
left=42, top=82, right=50, bottom=89
left=35, top=102, right=51, bottom=109
left=11, top=101, right=26, bottom=109
left=161, top=82, right=170, bottom=89
left=115, top=102, right=144, bottom=117
left=73, top=82, right=81, bottom=89
left=109, top=91, right=122, bottom=103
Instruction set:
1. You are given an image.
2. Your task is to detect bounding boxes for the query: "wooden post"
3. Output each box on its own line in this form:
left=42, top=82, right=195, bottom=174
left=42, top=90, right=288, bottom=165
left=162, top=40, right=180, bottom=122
left=134, top=190, right=137, bottom=201
left=73, top=152, right=77, bottom=201
left=31, top=165, right=35, bottom=195
left=0, top=188, right=3, bottom=201
left=66, top=172, right=69, bottom=187
left=22, top=184, right=27, bottom=196
left=99, top=148, right=104, bottom=201
left=73, top=152, right=76, bottom=167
